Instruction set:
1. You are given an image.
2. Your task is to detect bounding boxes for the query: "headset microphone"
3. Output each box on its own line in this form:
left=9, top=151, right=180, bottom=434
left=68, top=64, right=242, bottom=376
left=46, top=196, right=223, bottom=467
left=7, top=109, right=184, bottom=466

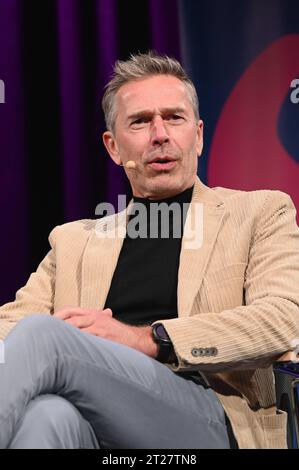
left=125, top=160, right=137, bottom=169
left=119, top=160, right=138, bottom=170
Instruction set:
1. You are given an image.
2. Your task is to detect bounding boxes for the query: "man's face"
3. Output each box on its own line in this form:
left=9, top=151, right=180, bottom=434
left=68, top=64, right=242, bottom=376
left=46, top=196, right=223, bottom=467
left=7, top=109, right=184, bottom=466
left=103, top=75, right=203, bottom=199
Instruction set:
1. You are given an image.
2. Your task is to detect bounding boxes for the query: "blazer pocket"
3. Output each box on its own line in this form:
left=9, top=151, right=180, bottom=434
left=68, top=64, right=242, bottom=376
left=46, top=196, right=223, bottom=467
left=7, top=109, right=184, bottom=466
left=256, top=410, right=288, bottom=448
left=203, top=263, right=247, bottom=313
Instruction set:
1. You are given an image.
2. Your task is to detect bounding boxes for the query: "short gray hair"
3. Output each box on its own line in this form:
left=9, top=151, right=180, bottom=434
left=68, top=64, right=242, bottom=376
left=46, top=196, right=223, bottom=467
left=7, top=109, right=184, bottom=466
left=102, top=51, right=200, bottom=133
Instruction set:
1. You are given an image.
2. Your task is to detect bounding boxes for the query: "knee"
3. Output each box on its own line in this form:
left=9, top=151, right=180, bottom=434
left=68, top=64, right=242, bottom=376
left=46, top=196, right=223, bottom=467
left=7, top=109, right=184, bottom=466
left=28, top=394, right=81, bottom=431
left=8, top=314, right=63, bottom=342
left=18, top=313, right=59, bottom=330
left=10, top=395, right=96, bottom=449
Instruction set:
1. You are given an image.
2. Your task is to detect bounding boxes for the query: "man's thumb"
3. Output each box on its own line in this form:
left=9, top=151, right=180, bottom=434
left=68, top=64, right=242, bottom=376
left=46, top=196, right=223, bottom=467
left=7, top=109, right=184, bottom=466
left=101, top=308, right=113, bottom=316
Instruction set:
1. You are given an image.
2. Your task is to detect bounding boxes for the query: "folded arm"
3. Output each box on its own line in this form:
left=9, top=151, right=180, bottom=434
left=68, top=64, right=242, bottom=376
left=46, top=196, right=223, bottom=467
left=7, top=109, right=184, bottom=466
left=156, top=191, right=299, bottom=372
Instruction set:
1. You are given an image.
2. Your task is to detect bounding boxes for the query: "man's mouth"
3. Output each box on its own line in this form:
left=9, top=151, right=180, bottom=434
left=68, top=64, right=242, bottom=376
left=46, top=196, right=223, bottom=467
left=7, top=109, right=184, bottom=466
left=147, top=156, right=177, bottom=171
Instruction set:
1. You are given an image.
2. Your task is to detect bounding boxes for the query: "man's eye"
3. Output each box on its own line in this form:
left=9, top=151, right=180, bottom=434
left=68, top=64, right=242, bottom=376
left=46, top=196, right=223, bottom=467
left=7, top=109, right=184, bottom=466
left=132, top=118, right=148, bottom=125
left=166, top=114, right=183, bottom=121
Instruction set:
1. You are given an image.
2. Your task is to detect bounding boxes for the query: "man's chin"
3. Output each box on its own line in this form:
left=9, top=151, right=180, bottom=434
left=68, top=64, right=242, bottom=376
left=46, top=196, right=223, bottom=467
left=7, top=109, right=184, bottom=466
left=142, top=176, right=185, bottom=199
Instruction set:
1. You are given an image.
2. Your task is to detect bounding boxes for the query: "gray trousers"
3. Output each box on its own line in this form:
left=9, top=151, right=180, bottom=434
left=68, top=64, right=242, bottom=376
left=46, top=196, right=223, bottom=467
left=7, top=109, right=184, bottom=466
left=0, top=315, right=231, bottom=449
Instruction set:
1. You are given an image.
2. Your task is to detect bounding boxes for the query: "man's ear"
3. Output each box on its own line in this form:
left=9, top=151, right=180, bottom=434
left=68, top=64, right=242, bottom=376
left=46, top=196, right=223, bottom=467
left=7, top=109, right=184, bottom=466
left=102, top=131, right=122, bottom=165
left=196, top=120, right=204, bottom=157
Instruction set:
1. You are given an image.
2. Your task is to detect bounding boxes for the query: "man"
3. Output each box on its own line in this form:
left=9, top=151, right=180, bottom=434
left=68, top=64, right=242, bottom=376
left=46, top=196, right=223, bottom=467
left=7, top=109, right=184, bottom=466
left=0, top=51, right=299, bottom=449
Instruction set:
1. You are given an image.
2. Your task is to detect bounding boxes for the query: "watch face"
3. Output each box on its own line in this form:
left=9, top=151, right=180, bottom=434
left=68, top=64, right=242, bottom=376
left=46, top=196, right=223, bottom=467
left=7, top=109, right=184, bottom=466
left=156, top=324, right=170, bottom=341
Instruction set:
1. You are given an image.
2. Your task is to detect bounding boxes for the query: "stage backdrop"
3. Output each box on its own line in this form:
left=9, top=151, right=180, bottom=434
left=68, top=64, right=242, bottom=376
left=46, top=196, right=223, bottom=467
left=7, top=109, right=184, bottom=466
left=0, top=0, right=298, bottom=304
left=179, top=0, right=299, bottom=211
left=0, top=0, right=181, bottom=304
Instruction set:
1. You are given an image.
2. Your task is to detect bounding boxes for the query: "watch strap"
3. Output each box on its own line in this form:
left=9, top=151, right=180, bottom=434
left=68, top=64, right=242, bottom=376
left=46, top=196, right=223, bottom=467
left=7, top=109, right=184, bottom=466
left=152, top=323, right=173, bottom=363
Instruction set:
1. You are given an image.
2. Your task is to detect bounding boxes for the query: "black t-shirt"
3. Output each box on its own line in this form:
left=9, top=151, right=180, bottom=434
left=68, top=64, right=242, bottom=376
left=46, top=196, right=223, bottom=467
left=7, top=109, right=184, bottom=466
left=104, top=185, right=194, bottom=325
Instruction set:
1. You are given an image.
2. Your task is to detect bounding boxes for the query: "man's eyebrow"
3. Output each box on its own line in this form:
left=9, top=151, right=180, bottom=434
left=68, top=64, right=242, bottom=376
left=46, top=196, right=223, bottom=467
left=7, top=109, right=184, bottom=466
left=127, top=106, right=186, bottom=121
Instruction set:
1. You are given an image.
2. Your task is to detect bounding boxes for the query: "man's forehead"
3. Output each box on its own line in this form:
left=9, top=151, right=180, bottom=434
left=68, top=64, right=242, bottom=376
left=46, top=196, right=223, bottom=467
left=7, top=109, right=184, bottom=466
left=115, top=76, right=191, bottom=118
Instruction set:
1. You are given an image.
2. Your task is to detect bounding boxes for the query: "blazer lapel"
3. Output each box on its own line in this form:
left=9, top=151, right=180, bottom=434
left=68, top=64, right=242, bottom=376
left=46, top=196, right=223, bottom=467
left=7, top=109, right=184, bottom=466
left=178, top=177, right=226, bottom=317
left=80, top=209, right=127, bottom=310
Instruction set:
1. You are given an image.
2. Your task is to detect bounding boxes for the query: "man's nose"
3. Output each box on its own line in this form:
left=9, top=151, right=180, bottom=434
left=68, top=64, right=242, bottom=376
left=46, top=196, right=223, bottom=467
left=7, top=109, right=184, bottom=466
left=150, top=116, right=169, bottom=146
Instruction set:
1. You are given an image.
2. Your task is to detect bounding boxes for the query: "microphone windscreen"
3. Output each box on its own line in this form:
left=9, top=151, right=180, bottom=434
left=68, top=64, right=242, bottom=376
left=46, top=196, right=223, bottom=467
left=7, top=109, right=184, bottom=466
left=126, top=160, right=137, bottom=169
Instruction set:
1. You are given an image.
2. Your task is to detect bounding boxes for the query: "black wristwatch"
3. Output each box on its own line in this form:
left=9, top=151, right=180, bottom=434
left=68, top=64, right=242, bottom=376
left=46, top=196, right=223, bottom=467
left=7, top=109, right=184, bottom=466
left=152, top=323, right=173, bottom=363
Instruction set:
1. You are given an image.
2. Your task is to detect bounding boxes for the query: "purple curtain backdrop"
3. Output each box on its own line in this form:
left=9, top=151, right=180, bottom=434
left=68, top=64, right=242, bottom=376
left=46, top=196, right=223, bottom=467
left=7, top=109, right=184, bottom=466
left=0, top=0, right=182, bottom=304
left=0, top=2, right=29, bottom=305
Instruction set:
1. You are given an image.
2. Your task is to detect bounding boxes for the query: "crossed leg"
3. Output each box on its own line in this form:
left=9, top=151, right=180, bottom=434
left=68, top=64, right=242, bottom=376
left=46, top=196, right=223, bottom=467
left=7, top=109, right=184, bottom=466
left=0, top=315, right=230, bottom=449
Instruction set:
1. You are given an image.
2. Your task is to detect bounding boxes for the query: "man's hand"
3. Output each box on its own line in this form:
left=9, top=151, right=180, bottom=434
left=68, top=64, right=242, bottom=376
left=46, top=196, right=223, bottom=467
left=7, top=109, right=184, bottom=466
left=54, top=307, right=159, bottom=358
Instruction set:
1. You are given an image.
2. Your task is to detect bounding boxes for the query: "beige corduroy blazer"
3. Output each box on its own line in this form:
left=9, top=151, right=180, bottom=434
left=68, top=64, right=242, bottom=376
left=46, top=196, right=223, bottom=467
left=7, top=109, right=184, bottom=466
left=1, top=177, right=299, bottom=449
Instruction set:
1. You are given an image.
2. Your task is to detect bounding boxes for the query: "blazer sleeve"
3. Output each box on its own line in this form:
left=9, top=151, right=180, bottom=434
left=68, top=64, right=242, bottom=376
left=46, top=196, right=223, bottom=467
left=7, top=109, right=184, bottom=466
left=156, top=191, right=299, bottom=372
left=0, top=226, right=60, bottom=340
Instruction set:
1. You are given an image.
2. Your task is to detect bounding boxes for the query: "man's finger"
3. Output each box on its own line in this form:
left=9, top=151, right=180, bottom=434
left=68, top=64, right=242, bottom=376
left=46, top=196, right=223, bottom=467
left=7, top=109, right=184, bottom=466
left=101, top=308, right=113, bottom=316
left=54, top=308, right=93, bottom=320
left=65, top=315, right=94, bottom=329
left=81, top=326, right=100, bottom=336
